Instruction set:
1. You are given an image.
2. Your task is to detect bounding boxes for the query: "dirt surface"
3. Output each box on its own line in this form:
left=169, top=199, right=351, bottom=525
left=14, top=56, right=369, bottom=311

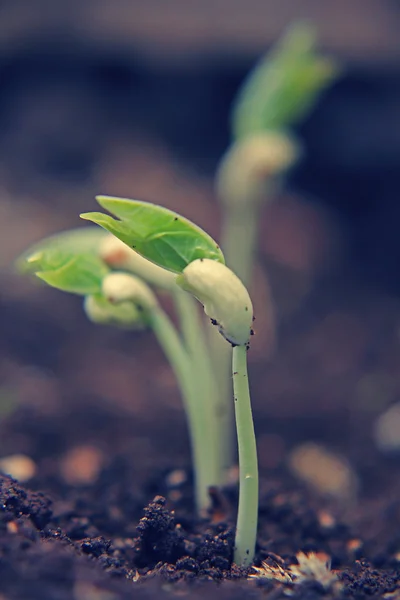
left=1, top=423, right=400, bottom=600
left=3, top=302, right=400, bottom=600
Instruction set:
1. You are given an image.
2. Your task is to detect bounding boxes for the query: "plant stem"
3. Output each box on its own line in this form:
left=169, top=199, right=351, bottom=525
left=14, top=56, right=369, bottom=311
left=207, top=205, right=259, bottom=475
left=232, top=344, right=258, bottom=567
left=150, top=305, right=218, bottom=513
left=207, top=327, right=235, bottom=473
left=221, top=205, right=259, bottom=289
left=173, top=289, right=224, bottom=485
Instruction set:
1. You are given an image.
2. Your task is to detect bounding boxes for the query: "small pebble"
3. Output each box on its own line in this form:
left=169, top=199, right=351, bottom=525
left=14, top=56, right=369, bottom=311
left=374, top=403, right=400, bottom=452
left=317, top=510, right=336, bottom=529
left=0, top=454, right=36, bottom=482
left=74, top=581, right=118, bottom=600
left=7, top=521, right=18, bottom=534
left=347, top=539, right=363, bottom=553
left=165, top=469, right=187, bottom=487
left=60, top=445, right=104, bottom=485
left=288, top=442, right=357, bottom=500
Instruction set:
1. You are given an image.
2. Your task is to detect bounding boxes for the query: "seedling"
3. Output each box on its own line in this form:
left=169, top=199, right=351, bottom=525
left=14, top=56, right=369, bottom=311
left=211, top=22, right=339, bottom=471
left=81, top=197, right=258, bottom=566
left=19, top=196, right=258, bottom=566
left=221, top=22, right=338, bottom=286
left=177, top=257, right=257, bottom=566
left=19, top=223, right=222, bottom=514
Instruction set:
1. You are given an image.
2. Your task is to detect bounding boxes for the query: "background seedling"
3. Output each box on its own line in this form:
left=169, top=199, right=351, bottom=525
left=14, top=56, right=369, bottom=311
left=19, top=223, right=221, bottom=514
left=212, top=22, right=339, bottom=472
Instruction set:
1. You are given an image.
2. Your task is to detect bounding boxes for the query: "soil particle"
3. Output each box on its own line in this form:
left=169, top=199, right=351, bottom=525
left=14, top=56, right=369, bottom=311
left=0, top=473, right=52, bottom=530
left=193, top=526, right=234, bottom=567
left=134, top=495, right=185, bottom=567
left=340, top=560, right=400, bottom=599
left=81, top=535, right=111, bottom=558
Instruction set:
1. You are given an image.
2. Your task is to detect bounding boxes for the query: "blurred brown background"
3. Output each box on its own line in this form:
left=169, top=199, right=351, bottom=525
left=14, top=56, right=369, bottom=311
left=1, top=0, right=400, bottom=494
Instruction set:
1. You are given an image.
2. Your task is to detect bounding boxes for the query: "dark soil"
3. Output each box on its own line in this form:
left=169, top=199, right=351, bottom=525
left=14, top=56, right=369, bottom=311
left=1, top=376, right=400, bottom=600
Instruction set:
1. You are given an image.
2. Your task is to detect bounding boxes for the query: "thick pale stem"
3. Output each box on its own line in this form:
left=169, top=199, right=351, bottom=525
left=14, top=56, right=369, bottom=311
left=178, top=259, right=254, bottom=477
left=207, top=206, right=259, bottom=474
left=102, top=272, right=219, bottom=512
left=232, top=344, right=258, bottom=567
left=173, top=289, right=224, bottom=484
left=150, top=306, right=218, bottom=513
left=207, top=327, right=235, bottom=472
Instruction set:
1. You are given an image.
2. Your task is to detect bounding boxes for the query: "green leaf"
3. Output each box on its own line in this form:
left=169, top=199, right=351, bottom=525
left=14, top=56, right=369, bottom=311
left=17, top=227, right=109, bottom=295
left=27, top=248, right=109, bottom=295
left=232, top=22, right=340, bottom=139
left=17, top=227, right=107, bottom=274
left=81, top=196, right=225, bottom=274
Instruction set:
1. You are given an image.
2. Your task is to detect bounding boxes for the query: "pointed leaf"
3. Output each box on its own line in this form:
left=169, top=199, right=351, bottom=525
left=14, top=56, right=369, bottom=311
left=27, top=248, right=109, bottom=295
left=81, top=196, right=225, bottom=274
left=17, top=227, right=107, bottom=274
left=232, top=23, right=339, bottom=139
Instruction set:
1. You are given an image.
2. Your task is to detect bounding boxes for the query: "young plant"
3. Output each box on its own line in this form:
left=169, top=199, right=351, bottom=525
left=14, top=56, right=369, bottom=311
left=82, top=197, right=228, bottom=509
left=98, top=233, right=225, bottom=493
left=221, top=22, right=338, bottom=286
left=19, top=196, right=259, bottom=566
left=19, top=224, right=221, bottom=514
left=211, top=22, right=340, bottom=471
left=81, top=196, right=258, bottom=566
left=177, top=258, right=258, bottom=566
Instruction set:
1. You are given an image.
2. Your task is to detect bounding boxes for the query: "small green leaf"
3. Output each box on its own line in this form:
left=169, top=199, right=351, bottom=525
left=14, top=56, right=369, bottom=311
left=81, top=196, right=225, bottom=274
left=232, top=22, right=340, bottom=139
left=17, top=227, right=109, bottom=295
left=17, top=227, right=107, bottom=274
left=27, top=248, right=109, bottom=295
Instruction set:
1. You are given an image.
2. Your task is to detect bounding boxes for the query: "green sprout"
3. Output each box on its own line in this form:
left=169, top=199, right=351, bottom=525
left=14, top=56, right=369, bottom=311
left=83, top=198, right=258, bottom=566
left=19, top=220, right=221, bottom=515
left=177, top=258, right=257, bottom=566
left=211, top=22, right=340, bottom=474
left=18, top=196, right=258, bottom=566
left=232, top=22, right=339, bottom=140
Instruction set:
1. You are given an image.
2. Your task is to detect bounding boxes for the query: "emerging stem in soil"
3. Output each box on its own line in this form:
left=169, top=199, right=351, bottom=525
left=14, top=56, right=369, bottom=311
left=101, top=272, right=219, bottom=514
left=149, top=305, right=220, bottom=513
left=232, top=344, right=258, bottom=567
left=173, top=288, right=224, bottom=485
